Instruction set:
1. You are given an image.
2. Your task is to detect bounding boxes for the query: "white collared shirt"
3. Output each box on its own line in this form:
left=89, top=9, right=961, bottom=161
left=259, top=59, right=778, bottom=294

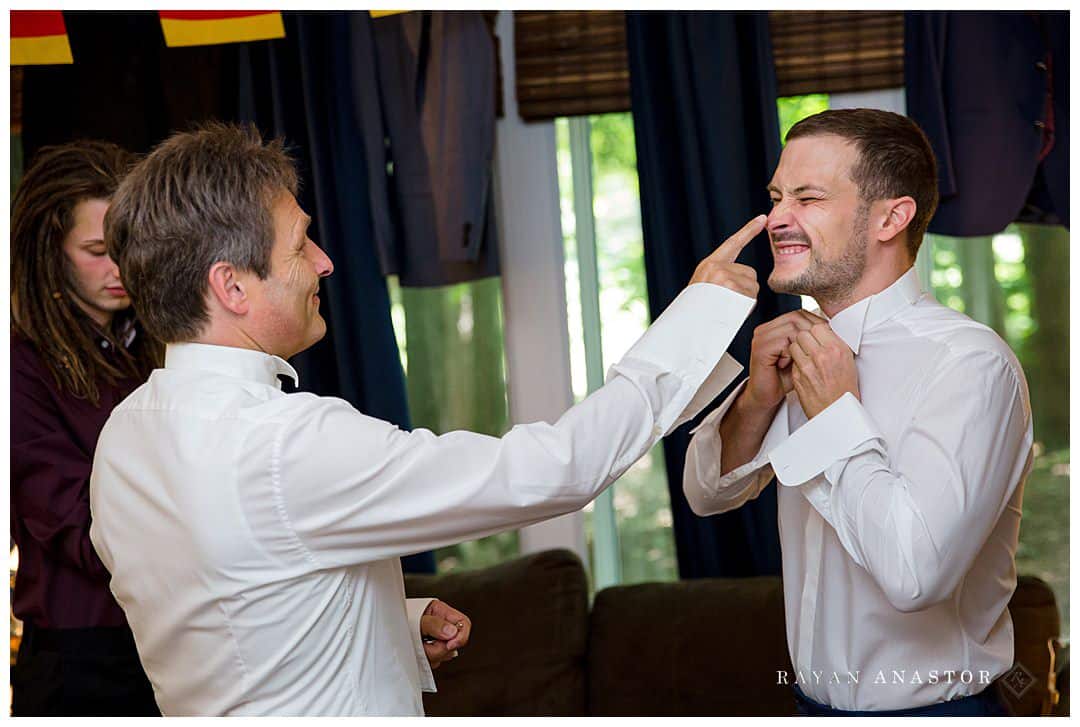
left=684, top=267, right=1033, bottom=711
left=89, top=283, right=754, bottom=716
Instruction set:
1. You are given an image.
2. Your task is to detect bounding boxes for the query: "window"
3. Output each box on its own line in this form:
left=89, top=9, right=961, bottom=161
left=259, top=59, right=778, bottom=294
left=555, top=112, right=677, bottom=590
left=386, top=276, right=520, bottom=572
left=926, top=225, right=1070, bottom=638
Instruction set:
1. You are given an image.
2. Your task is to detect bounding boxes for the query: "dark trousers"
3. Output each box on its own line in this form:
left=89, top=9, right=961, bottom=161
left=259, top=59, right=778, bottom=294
left=793, top=684, right=1009, bottom=716
left=11, top=621, right=160, bottom=716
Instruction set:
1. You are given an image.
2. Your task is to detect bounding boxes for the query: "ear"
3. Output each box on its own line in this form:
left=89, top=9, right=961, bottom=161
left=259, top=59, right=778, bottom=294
left=874, top=196, right=917, bottom=245
left=207, top=261, right=250, bottom=316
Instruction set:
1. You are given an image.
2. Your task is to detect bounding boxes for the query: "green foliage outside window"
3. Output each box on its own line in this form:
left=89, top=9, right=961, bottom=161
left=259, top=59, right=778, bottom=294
left=557, top=113, right=679, bottom=586
left=777, top=94, right=829, bottom=142
left=386, top=276, right=520, bottom=573
left=928, top=226, right=1070, bottom=636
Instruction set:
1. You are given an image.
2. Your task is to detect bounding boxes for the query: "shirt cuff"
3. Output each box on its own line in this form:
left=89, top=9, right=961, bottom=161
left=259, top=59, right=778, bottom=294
left=684, top=379, right=779, bottom=515
left=609, top=283, right=756, bottom=437
left=674, top=353, right=743, bottom=430
left=406, top=597, right=437, bottom=693
left=688, top=380, right=796, bottom=488
left=767, top=393, right=885, bottom=487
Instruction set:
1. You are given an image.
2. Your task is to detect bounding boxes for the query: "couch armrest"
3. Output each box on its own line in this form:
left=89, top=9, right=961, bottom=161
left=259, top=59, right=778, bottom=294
left=997, top=575, right=1062, bottom=716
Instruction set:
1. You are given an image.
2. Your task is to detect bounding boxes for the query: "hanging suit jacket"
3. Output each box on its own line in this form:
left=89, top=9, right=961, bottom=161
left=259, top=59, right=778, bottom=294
left=905, top=11, right=1069, bottom=236
left=369, top=10, right=500, bottom=287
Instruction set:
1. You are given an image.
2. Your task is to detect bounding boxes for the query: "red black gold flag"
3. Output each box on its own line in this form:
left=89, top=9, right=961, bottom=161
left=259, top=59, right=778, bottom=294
left=11, top=10, right=73, bottom=65
left=158, top=11, right=285, bottom=48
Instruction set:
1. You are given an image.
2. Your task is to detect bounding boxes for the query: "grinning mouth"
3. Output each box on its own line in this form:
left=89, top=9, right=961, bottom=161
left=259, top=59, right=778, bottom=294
left=774, top=241, right=810, bottom=257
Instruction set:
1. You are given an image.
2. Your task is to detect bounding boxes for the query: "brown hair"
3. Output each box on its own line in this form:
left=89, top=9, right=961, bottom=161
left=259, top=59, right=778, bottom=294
left=11, top=140, right=162, bottom=404
left=105, top=122, right=299, bottom=343
left=786, top=108, right=939, bottom=258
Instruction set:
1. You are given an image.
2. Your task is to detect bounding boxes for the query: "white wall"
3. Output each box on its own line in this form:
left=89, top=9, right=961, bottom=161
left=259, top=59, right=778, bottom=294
left=492, top=11, right=587, bottom=563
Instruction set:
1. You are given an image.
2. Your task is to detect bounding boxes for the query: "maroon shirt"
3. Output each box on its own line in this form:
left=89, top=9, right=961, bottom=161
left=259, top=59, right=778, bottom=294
left=11, top=332, right=146, bottom=629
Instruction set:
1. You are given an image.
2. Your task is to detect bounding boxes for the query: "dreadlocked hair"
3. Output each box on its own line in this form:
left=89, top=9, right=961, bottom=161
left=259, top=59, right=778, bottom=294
left=11, top=140, right=163, bottom=405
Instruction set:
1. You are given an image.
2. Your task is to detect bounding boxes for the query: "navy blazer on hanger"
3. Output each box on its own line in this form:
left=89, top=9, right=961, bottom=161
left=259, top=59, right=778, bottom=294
left=905, top=11, right=1068, bottom=236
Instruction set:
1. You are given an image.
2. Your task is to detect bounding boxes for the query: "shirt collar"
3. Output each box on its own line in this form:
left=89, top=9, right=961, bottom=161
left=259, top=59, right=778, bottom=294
left=816, top=266, right=924, bottom=355
left=118, top=317, right=137, bottom=348
left=164, top=342, right=299, bottom=389
left=92, top=317, right=137, bottom=351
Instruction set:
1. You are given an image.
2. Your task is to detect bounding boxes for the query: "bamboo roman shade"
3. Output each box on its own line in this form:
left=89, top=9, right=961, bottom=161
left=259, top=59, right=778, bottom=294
left=769, top=11, right=904, bottom=97
left=513, top=10, right=630, bottom=121
left=513, top=11, right=905, bottom=120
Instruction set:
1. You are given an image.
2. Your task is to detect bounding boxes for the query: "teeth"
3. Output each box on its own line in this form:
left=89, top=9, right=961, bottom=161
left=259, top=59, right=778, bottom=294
left=777, top=246, right=808, bottom=256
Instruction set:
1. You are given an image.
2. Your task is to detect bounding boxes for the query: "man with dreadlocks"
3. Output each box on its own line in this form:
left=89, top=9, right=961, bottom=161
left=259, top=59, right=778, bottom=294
left=10, top=141, right=162, bottom=715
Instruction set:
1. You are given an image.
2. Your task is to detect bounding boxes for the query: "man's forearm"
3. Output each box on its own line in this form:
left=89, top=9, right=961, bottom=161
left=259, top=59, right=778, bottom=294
left=718, top=389, right=780, bottom=475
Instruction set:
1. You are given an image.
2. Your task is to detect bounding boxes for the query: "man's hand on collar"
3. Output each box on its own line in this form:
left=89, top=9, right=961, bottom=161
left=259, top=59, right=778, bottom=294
left=787, top=323, right=860, bottom=420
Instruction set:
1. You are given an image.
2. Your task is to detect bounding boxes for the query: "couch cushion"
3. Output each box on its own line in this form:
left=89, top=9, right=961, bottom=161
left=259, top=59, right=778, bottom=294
left=998, top=575, right=1062, bottom=716
left=588, top=576, right=796, bottom=716
left=404, top=549, right=589, bottom=716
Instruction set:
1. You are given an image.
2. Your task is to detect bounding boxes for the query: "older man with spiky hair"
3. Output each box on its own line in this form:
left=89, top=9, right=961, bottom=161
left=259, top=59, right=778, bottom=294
left=89, top=122, right=767, bottom=715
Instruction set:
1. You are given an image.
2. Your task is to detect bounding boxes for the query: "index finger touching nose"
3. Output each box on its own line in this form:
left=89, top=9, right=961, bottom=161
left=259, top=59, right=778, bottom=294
left=713, top=214, right=768, bottom=263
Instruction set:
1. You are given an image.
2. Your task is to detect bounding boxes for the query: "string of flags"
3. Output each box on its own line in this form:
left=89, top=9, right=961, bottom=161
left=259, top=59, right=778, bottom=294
left=11, top=10, right=409, bottom=65
left=11, top=10, right=73, bottom=66
left=158, top=11, right=285, bottom=48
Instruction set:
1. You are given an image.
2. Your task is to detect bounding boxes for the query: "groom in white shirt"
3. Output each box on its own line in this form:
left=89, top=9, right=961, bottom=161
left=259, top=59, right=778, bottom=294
left=683, top=109, right=1032, bottom=716
left=89, top=122, right=766, bottom=715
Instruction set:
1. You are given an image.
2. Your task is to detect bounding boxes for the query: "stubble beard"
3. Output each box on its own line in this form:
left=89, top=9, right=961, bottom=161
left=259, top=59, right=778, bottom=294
left=768, top=203, right=871, bottom=308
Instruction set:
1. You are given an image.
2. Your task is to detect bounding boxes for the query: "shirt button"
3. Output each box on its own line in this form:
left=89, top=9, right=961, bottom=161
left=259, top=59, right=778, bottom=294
left=1034, top=120, right=1047, bottom=129
left=1036, top=60, right=1048, bottom=71
left=100, top=340, right=109, bottom=349
left=651, top=425, right=661, bottom=437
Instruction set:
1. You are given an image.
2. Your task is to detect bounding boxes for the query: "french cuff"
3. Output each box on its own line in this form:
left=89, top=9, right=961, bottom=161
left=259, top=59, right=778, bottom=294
left=689, top=375, right=746, bottom=436
left=406, top=597, right=437, bottom=692
left=674, top=353, right=743, bottom=430
left=768, top=393, right=884, bottom=487
left=688, top=381, right=792, bottom=487
left=609, top=283, right=755, bottom=437
left=685, top=379, right=773, bottom=506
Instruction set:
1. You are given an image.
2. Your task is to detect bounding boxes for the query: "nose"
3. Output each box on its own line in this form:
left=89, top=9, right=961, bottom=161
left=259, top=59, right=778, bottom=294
left=766, top=199, right=795, bottom=237
left=107, top=256, right=121, bottom=280
left=310, top=241, right=334, bottom=278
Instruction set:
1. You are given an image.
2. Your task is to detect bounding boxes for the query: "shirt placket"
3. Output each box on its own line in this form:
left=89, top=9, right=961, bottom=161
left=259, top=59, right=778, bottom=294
left=788, top=402, right=823, bottom=679
left=796, top=512, right=824, bottom=678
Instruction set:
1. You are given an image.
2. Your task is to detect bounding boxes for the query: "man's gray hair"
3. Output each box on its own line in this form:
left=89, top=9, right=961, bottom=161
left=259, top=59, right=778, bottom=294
left=105, top=122, right=299, bottom=343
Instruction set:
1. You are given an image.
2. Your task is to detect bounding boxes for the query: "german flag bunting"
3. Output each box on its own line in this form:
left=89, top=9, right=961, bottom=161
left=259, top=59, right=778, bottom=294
left=159, top=11, right=285, bottom=48
left=11, top=10, right=73, bottom=66
left=12, top=11, right=409, bottom=64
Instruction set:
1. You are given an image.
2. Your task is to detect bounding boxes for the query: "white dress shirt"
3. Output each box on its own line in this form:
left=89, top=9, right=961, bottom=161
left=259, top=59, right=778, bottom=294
left=684, top=267, right=1033, bottom=711
left=89, top=283, right=754, bottom=716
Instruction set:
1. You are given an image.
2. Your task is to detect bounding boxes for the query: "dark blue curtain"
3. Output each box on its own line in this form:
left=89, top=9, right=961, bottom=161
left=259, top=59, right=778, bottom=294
left=625, top=11, right=798, bottom=579
left=235, top=12, right=434, bottom=574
